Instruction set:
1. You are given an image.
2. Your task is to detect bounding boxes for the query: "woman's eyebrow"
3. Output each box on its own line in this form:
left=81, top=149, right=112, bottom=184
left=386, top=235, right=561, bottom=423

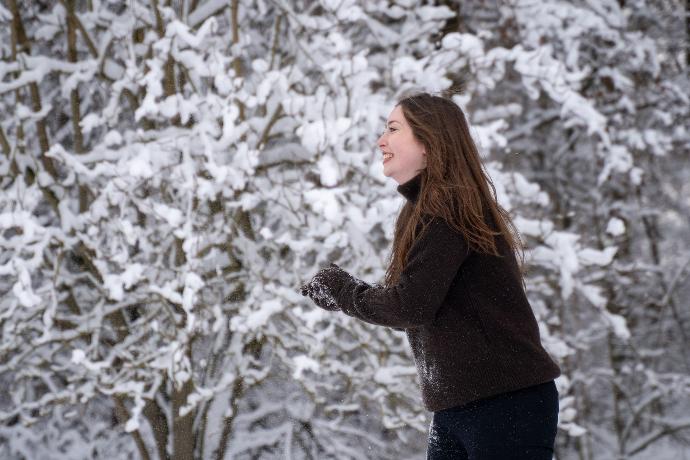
left=387, top=119, right=401, bottom=126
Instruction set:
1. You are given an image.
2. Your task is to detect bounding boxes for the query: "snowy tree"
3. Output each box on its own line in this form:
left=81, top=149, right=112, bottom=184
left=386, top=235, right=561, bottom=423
left=0, top=0, right=688, bottom=459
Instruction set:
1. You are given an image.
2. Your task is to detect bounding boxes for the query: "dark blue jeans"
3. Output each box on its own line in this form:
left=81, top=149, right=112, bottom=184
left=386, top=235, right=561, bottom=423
left=426, top=380, right=559, bottom=460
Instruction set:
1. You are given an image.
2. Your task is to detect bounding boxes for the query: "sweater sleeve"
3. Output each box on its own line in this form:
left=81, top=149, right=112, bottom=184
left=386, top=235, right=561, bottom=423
left=333, top=217, right=470, bottom=329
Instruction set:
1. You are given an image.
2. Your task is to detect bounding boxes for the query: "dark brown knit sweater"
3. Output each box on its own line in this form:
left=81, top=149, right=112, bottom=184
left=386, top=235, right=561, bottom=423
left=326, top=173, right=561, bottom=412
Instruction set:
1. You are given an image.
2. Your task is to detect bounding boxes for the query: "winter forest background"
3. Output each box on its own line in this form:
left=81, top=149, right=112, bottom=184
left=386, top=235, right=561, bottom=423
left=1, top=0, right=689, bottom=459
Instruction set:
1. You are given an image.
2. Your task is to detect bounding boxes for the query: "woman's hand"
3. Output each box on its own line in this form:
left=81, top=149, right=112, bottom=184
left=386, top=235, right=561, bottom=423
left=300, top=263, right=345, bottom=311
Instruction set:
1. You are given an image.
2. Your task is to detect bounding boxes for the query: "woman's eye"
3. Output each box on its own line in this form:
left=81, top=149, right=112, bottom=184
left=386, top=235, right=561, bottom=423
left=379, top=127, right=396, bottom=136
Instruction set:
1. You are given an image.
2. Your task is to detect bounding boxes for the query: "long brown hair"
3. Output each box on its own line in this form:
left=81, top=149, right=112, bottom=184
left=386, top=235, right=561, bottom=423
left=384, top=92, right=526, bottom=289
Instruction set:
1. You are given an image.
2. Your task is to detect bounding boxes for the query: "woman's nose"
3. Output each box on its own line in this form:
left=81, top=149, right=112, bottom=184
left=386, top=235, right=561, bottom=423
left=377, top=133, right=386, bottom=148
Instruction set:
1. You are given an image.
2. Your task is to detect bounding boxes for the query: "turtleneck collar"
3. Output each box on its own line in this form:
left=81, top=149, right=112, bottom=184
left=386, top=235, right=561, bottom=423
left=396, top=173, right=422, bottom=203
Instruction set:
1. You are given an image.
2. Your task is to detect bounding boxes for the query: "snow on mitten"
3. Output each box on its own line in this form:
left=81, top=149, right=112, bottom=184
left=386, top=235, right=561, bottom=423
left=300, top=263, right=346, bottom=311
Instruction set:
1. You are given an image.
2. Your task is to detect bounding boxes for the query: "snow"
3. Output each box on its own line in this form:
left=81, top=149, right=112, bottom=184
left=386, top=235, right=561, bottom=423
left=300, top=277, right=338, bottom=311
left=471, top=119, right=509, bottom=154
left=373, top=366, right=418, bottom=385
left=165, top=17, right=217, bottom=49
left=345, top=205, right=379, bottom=233
left=127, top=150, right=154, bottom=178
left=103, top=130, right=123, bottom=147
left=153, top=202, right=183, bottom=227
left=292, top=355, right=320, bottom=380
left=290, top=306, right=327, bottom=330
left=12, top=266, right=42, bottom=308
left=441, top=32, right=484, bottom=62
left=598, top=144, right=633, bottom=184
left=530, top=232, right=581, bottom=299
left=303, top=189, right=344, bottom=227
left=578, top=247, right=617, bottom=266
left=187, top=0, right=227, bottom=27
left=230, top=299, right=284, bottom=333
left=606, top=217, right=626, bottom=236
left=392, top=56, right=425, bottom=86
left=297, top=118, right=351, bottom=152
left=602, top=311, right=631, bottom=340
left=577, top=283, right=607, bottom=309
left=317, top=155, right=341, bottom=187
left=213, top=72, right=233, bottom=96
left=416, top=5, right=455, bottom=21
left=0, top=3, right=10, bottom=20
left=285, top=391, right=315, bottom=422
left=149, top=281, right=184, bottom=305
left=102, top=264, right=145, bottom=301
left=71, top=349, right=86, bottom=364
left=182, top=272, right=204, bottom=315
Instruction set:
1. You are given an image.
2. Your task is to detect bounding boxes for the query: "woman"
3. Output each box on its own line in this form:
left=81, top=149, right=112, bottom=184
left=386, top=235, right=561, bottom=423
left=300, top=92, right=561, bottom=460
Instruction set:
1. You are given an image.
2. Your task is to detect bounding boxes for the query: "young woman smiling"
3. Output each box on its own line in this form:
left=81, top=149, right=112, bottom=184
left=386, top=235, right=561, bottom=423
left=300, top=92, right=561, bottom=460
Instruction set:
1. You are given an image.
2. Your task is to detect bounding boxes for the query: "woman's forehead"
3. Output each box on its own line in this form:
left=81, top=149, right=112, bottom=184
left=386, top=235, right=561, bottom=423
left=384, top=105, right=404, bottom=124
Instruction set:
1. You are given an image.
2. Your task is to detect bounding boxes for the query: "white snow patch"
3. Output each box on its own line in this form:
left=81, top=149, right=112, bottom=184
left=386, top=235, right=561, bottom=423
left=606, top=217, right=625, bottom=236
left=230, top=299, right=283, bottom=333
left=317, top=155, right=341, bottom=187
left=578, top=246, right=617, bottom=266
left=373, top=365, right=417, bottom=385
left=292, top=354, right=320, bottom=379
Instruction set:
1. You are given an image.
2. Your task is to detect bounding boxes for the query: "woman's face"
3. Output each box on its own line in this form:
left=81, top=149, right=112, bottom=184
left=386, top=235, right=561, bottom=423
left=377, top=105, right=427, bottom=185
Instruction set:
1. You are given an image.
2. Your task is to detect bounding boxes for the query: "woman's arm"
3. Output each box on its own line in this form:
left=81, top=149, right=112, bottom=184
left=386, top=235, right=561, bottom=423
left=323, top=217, right=470, bottom=329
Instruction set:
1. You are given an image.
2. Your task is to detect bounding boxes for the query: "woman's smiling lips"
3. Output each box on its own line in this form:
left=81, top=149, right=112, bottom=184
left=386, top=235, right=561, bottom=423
left=383, top=152, right=394, bottom=163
